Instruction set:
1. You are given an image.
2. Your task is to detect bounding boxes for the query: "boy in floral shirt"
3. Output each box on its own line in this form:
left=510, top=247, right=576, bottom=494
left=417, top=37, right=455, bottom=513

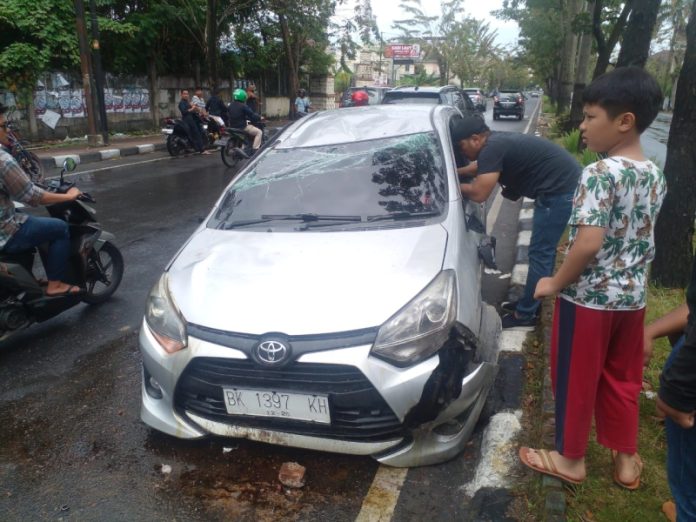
left=519, top=67, right=666, bottom=488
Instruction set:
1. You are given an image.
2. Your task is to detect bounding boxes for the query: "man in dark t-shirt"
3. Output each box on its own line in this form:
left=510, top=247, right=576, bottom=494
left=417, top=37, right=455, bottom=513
left=451, top=117, right=582, bottom=329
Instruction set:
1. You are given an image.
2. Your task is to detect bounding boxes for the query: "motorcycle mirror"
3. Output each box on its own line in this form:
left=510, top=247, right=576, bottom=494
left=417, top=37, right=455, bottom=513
left=62, top=157, right=77, bottom=172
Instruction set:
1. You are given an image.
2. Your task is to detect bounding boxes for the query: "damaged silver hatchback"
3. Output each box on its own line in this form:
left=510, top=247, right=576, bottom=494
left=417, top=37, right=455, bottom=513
left=139, top=105, right=501, bottom=467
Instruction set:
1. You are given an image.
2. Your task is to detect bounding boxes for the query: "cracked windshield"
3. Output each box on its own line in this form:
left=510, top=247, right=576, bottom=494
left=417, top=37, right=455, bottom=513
left=208, top=132, right=448, bottom=230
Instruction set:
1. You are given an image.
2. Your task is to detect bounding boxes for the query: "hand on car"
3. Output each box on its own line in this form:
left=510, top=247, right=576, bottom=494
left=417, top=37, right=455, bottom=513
left=534, top=277, right=559, bottom=299
left=656, top=397, right=695, bottom=429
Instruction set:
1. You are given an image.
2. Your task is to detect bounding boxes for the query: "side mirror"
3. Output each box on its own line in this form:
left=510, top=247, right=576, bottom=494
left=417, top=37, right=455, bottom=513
left=63, top=157, right=77, bottom=172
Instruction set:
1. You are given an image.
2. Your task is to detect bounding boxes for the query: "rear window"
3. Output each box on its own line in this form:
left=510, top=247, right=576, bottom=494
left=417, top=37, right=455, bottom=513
left=382, top=92, right=440, bottom=105
left=208, top=133, right=449, bottom=231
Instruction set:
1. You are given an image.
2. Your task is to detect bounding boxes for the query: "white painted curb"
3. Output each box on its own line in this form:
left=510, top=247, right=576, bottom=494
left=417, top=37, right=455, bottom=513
left=516, top=230, right=532, bottom=247
left=99, top=149, right=120, bottom=160
left=500, top=330, right=529, bottom=353
left=52, top=154, right=81, bottom=168
left=137, top=144, right=155, bottom=153
left=519, top=208, right=534, bottom=221
left=511, top=264, right=529, bottom=286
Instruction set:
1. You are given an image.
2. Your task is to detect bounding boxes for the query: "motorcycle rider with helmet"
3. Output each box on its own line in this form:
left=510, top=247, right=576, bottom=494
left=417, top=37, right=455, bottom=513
left=351, top=89, right=369, bottom=107
left=227, top=88, right=264, bottom=154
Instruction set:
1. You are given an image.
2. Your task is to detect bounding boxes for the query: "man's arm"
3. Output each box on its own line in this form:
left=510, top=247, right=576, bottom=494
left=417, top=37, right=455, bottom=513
left=459, top=171, right=499, bottom=203
left=457, top=161, right=478, bottom=177
left=644, top=303, right=689, bottom=365
left=534, top=225, right=605, bottom=298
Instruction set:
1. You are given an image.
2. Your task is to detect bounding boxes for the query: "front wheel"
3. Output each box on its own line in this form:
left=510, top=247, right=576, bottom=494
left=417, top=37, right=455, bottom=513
left=221, top=137, right=246, bottom=168
left=82, top=241, right=124, bottom=305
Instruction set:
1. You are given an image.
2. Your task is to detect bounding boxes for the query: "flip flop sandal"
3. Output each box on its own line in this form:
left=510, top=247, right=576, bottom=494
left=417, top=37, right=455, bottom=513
left=611, top=450, right=643, bottom=490
left=518, top=447, right=584, bottom=485
left=45, top=285, right=83, bottom=297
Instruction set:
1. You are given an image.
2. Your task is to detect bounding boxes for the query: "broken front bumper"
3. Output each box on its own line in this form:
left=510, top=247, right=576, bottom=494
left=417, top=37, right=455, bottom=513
left=140, top=305, right=501, bottom=467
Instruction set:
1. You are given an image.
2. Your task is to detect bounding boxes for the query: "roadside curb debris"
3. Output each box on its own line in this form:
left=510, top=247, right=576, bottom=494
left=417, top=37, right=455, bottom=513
left=39, top=141, right=167, bottom=169
left=278, top=462, right=306, bottom=488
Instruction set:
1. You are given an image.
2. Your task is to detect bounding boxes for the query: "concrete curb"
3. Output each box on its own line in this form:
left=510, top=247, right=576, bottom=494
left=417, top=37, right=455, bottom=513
left=39, top=141, right=166, bottom=170
left=507, top=198, right=567, bottom=520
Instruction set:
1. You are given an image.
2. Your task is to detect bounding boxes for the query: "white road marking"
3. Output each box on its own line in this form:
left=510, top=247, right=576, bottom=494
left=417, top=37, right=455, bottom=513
left=486, top=191, right=504, bottom=235
left=462, top=410, right=523, bottom=495
left=523, top=98, right=542, bottom=135
left=516, top=230, right=532, bottom=247
left=355, top=465, right=408, bottom=522
left=48, top=155, right=174, bottom=180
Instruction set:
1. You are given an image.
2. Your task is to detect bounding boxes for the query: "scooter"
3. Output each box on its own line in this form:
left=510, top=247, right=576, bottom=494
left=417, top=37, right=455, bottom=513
left=0, top=158, right=124, bottom=342
left=161, top=116, right=224, bottom=156
left=216, top=121, right=270, bottom=169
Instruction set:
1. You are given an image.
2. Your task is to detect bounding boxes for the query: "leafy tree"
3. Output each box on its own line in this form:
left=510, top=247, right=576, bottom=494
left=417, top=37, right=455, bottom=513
left=447, top=18, right=501, bottom=87
left=652, top=0, right=696, bottom=287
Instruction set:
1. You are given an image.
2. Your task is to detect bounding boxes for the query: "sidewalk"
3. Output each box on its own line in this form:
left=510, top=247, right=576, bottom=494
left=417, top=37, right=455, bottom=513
left=32, top=134, right=168, bottom=170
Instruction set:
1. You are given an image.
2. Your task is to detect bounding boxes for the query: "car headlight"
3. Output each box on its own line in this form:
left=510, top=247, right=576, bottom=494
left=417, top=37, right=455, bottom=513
left=371, top=270, right=457, bottom=367
left=145, top=273, right=187, bottom=354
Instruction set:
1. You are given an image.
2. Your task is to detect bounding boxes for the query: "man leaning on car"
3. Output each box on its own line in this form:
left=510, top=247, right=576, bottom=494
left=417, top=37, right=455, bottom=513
left=451, top=116, right=582, bottom=330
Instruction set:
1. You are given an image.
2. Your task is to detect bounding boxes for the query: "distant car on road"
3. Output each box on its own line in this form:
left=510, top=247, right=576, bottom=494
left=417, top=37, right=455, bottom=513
left=381, top=85, right=481, bottom=118
left=140, top=104, right=501, bottom=468
left=340, top=87, right=391, bottom=108
left=462, top=88, right=487, bottom=112
left=493, top=90, right=526, bottom=121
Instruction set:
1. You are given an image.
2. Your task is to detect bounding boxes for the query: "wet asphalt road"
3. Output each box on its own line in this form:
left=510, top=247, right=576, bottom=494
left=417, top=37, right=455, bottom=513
left=0, top=101, right=537, bottom=522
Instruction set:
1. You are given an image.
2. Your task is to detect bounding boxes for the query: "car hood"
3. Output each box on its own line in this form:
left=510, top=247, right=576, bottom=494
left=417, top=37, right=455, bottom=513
left=168, top=226, right=447, bottom=335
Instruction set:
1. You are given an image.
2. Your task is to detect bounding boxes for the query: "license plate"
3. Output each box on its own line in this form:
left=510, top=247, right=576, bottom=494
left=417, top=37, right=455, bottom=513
left=213, top=139, right=229, bottom=147
left=501, top=102, right=514, bottom=108
left=223, top=388, right=331, bottom=423
left=161, top=128, right=173, bottom=134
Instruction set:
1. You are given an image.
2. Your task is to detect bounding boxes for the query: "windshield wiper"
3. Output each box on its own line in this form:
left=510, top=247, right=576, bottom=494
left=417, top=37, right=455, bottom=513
left=261, top=213, right=362, bottom=222
left=366, top=211, right=440, bottom=222
left=218, top=213, right=362, bottom=230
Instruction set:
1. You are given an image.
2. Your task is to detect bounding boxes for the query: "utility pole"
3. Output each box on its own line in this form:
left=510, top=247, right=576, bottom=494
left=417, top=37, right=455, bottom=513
left=74, top=0, right=100, bottom=146
left=89, top=0, right=109, bottom=145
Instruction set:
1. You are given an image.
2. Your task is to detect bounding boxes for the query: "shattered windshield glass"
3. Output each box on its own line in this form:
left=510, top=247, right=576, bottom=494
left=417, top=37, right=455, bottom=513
left=208, top=132, right=448, bottom=230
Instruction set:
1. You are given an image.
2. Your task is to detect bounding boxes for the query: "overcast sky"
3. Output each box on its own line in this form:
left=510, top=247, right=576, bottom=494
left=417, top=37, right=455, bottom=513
left=335, top=0, right=520, bottom=50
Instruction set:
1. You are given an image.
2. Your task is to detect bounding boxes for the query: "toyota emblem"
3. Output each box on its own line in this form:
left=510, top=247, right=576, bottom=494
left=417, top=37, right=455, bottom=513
left=254, top=340, right=289, bottom=365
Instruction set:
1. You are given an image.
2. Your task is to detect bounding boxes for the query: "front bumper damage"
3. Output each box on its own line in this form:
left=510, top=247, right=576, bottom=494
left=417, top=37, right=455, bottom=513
left=140, top=304, right=501, bottom=467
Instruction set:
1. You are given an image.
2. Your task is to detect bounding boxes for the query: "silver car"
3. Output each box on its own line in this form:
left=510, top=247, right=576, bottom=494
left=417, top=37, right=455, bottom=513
left=140, top=105, right=501, bottom=467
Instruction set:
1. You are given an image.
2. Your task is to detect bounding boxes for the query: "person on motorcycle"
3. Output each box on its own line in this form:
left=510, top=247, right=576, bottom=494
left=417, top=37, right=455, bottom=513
left=206, top=89, right=228, bottom=126
left=227, top=88, right=263, bottom=154
left=178, top=89, right=209, bottom=155
left=294, top=89, right=311, bottom=117
left=0, top=143, right=83, bottom=297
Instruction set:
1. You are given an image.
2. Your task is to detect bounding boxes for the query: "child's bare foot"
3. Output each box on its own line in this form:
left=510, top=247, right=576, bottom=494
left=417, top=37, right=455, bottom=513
left=519, top=447, right=586, bottom=484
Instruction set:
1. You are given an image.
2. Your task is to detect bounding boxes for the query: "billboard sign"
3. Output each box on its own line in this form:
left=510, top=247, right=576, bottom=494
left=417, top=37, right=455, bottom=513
left=384, top=44, right=421, bottom=60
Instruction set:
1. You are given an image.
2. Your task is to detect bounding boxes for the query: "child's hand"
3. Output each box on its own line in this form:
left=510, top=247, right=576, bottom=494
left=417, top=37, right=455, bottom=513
left=643, top=330, right=655, bottom=366
left=534, top=277, right=558, bottom=299
left=656, top=397, right=695, bottom=429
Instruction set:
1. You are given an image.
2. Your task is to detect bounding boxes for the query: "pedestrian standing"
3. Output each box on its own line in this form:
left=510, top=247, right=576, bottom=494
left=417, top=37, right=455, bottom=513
left=519, top=67, right=665, bottom=488
left=452, top=117, right=582, bottom=329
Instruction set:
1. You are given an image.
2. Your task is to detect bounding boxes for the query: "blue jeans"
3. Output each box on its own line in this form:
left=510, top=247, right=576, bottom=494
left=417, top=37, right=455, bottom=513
left=516, top=192, right=574, bottom=319
left=2, top=215, right=70, bottom=281
left=664, top=336, right=696, bottom=521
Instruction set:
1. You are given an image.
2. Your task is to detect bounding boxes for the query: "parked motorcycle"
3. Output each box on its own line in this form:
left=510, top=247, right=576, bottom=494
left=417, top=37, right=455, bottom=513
left=0, top=158, right=124, bottom=342
left=161, top=116, right=224, bottom=157
left=5, top=121, right=44, bottom=184
left=216, top=121, right=269, bottom=169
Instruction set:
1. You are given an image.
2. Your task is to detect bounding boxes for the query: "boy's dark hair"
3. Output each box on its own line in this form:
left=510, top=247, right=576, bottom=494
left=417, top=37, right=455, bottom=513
left=582, top=66, right=662, bottom=133
left=0, top=103, right=6, bottom=116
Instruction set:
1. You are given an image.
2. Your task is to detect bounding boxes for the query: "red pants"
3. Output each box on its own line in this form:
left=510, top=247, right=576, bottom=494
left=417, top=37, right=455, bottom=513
left=551, top=298, right=645, bottom=459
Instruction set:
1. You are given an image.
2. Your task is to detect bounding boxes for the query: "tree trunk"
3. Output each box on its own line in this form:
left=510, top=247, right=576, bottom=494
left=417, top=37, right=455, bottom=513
left=651, top=0, right=696, bottom=287
left=27, top=96, right=39, bottom=140
left=279, top=12, right=299, bottom=116
left=206, top=0, right=218, bottom=89
left=148, top=53, right=159, bottom=129
left=557, top=0, right=581, bottom=115
left=568, top=0, right=595, bottom=129
left=592, top=0, right=634, bottom=78
left=616, top=0, right=661, bottom=67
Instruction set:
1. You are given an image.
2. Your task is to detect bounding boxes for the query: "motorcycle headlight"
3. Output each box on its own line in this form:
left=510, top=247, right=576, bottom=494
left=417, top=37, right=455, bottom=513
left=145, top=273, right=187, bottom=354
left=371, top=270, right=457, bottom=367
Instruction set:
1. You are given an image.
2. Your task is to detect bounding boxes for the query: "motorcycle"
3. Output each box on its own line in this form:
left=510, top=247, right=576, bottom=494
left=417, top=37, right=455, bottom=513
left=0, top=158, right=124, bottom=342
left=5, top=121, right=45, bottom=184
left=215, top=121, right=270, bottom=169
left=161, top=115, right=224, bottom=157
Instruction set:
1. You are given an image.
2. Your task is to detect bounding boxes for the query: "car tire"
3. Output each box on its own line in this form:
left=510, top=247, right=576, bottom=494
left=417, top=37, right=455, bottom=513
left=518, top=113, right=524, bottom=121
left=493, top=113, right=499, bottom=120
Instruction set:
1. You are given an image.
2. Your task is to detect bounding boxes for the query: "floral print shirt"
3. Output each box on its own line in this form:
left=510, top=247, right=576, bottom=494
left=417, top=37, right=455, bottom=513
left=561, top=157, right=666, bottom=310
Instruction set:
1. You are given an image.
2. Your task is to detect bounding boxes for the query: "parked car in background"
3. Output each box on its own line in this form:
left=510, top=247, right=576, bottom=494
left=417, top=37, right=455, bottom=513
left=462, top=88, right=487, bottom=112
left=340, top=87, right=391, bottom=107
left=381, top=85, right=481, bottom=118
left=140, top=104, right=502, bottom=468
left=493, top=90, right=526, bottom=121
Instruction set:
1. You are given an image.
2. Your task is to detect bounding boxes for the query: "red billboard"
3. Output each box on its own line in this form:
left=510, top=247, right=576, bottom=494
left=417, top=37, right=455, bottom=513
left=384, top=44, right=421, bottom=59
